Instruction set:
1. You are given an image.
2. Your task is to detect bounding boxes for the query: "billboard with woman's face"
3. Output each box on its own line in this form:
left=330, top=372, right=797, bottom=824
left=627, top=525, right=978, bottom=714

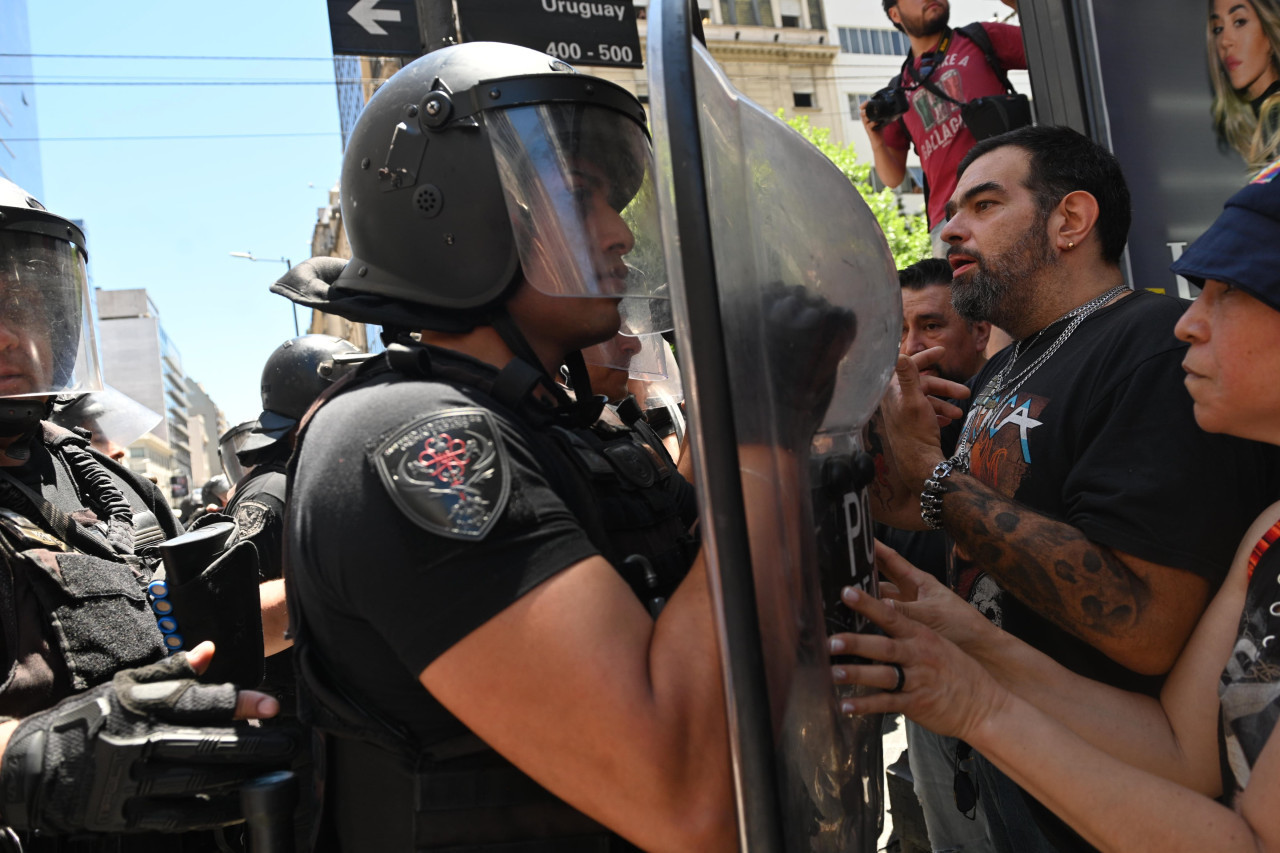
left=1021, top=0, right=1270, bottom=297
left=1208, top=0, right=1280, bottom=172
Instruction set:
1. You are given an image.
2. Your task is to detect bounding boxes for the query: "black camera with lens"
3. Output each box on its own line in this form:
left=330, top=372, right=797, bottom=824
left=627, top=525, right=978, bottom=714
left=864, top=85, right=910, bottom=128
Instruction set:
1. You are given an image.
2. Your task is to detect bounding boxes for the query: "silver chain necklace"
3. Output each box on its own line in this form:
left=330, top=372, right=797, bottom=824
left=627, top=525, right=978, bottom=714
left=951, top=283, right=1129, bottom=471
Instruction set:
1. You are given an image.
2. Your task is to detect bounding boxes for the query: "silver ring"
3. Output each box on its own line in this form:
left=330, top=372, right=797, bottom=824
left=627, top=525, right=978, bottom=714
left=889, top=662, right=906, bottom=693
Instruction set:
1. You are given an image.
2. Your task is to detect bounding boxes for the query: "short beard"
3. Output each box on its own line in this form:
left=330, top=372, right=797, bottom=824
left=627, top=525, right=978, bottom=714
left=950, top=215, right=1057, bottom=333
left=900, top=4, right=950, bottom=38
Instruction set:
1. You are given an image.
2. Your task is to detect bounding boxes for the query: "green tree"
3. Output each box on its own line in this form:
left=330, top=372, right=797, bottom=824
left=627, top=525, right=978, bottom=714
left=782, top=114, right=930, bottom=266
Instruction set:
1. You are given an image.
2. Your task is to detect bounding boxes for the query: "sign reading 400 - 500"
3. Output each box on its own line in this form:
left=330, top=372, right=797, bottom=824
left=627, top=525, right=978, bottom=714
left=457, top=0, right=644, bottom=69
left=543, top=39, right=637, bottom=65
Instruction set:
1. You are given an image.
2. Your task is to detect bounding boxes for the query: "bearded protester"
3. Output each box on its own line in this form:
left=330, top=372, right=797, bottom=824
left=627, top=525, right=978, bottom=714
left=866, top=125, right=1280, bottom=851
left=835, top=160, right=1280, bottom=853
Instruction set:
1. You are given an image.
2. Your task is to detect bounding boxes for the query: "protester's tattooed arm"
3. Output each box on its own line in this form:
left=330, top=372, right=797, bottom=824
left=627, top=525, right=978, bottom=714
left=939, top=472, right=1209, bottom=675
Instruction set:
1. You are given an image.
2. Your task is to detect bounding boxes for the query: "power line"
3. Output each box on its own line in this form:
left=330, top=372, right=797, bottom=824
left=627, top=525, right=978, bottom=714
left=0, top=79, right=344, bottom=87
left=0, top=53, right=333, bottom=61
left=5, top=131, right=338, bottom=142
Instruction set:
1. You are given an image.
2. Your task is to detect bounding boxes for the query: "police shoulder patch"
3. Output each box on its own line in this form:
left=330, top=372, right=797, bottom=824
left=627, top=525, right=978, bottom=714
left=372, top=408, right=510, bottom=541
left=233, top=500, right=273, bottom=540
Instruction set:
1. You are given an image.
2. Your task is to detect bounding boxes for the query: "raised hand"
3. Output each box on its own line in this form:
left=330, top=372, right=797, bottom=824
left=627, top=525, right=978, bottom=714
left=828, top=584, right=1008, bottom=742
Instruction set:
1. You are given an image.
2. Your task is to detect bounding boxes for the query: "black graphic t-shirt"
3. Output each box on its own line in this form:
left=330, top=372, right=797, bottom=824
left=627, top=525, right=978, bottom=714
left=1220, top=517, right=1280, bottom=802
left=953, top=290, right=1280, bottom=695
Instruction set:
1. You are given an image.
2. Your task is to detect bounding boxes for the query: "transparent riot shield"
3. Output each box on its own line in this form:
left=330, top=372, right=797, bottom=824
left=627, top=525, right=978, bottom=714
left=648, top=1, right=901, bottom=850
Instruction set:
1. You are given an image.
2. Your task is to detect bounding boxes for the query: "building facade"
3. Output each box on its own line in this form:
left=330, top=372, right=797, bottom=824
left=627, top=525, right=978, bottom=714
left=96, top=288, right=195, bottom=504
left=590, top=0, right=842, bottom=140
left=185, top=378, right=228, bottom=488
left=0, top=0, right=43, bottom=196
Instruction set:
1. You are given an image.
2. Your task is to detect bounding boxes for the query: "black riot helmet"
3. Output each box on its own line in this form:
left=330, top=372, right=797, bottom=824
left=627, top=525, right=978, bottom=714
left=0, top=179, right=103, bottom=439
left=239, top=335, right=363, bottom=456
left=330, top=41, right=670, bottom=336
left=200, top=474, right=230, bottom=508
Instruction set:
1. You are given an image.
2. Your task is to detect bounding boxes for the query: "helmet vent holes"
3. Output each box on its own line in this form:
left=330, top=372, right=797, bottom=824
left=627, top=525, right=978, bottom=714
left=414, top=184, right=443, bottom=218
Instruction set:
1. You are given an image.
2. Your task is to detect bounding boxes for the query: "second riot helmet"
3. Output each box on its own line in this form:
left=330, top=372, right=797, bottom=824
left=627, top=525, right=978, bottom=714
left=242, top=335, right=362, bottom=454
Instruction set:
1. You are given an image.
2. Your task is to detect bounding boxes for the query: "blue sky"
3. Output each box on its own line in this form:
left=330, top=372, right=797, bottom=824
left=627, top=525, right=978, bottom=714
left=28, top=1, right=345, bottom=426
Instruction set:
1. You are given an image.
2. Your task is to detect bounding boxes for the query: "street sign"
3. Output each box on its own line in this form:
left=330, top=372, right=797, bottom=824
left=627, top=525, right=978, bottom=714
left=457, top=0, right=643, bottom=68
left=327, top=0, right=422, bottom=56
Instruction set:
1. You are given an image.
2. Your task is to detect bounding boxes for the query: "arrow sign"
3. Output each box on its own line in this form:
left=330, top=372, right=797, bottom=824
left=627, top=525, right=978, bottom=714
left=349, top=0, right=400, bottom=35
left=327, top=0, right=421, bottom=56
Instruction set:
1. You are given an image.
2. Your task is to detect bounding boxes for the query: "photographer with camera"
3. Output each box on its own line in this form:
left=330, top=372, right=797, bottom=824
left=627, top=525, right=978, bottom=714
left=862, top=0, right=1026, bottom=243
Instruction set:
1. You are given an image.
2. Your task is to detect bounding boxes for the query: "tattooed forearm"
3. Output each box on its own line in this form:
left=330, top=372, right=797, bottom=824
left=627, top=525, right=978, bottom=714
left=942, top=473, right=1150, bottom=642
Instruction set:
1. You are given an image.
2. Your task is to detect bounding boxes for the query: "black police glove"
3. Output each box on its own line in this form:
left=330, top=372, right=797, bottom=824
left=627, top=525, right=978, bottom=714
left=0, top=652, right=298, bottom=834
left=744, top=284, right=857, bottom=448
left=276, top=256, right=347, bottom=296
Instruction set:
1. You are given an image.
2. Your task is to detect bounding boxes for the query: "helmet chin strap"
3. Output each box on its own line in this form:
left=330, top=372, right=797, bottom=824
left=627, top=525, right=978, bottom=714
left=0, top=397, right=53, bottom=462
left=490, top=310, right=603, bottom=426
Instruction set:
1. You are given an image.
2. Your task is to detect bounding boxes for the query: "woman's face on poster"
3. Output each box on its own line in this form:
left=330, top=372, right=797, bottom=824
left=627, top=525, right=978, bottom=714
left=1212, top=0, right=1279, bottom=99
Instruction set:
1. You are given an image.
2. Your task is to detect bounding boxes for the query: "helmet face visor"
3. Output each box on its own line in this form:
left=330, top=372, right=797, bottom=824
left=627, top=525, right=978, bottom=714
left=583, top=331, right=670, bottom=379
left=629, top=343, right=684, bottom=410
left=52, top=386, right=162, bottom=450
left=0, top=232, right=102, bottom=399
left=219, top=420, right=258, bottom=483
left=486, top=103, right=671, bottom=334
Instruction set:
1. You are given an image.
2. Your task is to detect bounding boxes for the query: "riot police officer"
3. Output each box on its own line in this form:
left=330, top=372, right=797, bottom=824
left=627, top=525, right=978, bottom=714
left=0, top=178, right=295, bottom=848
left=185, top=473, right=231, bottom=527
left=274, top=42, right=851, bottom=853
left=227, top=335, right=361, bottom=663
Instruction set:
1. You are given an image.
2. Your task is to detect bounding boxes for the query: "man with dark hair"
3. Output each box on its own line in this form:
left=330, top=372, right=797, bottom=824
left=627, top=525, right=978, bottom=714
left=870, top=124, right=1280, bottom=851
left=863, top=0, right=1025, bottom=240
left=900, top=256, right=991, bottom=384
left=959, top=123, right=1132, bottom=266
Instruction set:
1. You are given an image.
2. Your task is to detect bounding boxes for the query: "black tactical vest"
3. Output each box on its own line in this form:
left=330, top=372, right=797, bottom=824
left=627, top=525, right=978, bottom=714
left=290, top=345, right=695, bottom=853
left=0, top=427, right=237, bottom=853
left=0, top=427, right=172, bottom=719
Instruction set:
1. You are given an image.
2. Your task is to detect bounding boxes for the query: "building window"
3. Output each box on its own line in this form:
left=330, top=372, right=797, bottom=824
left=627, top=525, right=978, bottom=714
left=781, top=14, right=799, bottom=26
left=806, top=0, right=823, bottom=29
left=848, top=92, right=871, bottom=122
left=719, top=0, right=775, bottom=26
left=838, top=27, right=909, bottom=56
left=793, top=91, right=814, bottom=108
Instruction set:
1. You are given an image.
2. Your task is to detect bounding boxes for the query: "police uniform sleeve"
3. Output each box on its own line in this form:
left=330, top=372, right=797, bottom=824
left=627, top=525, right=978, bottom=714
left=1061, top=346, right=1279, bottom=582
left=297, top=389, right=601, bottom=680
left=231, top=489, right=286, bottom=581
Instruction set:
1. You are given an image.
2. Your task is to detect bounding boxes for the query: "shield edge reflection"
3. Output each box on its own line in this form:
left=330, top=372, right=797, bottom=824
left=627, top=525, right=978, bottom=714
left=648, top=1, right=787, bottom=851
